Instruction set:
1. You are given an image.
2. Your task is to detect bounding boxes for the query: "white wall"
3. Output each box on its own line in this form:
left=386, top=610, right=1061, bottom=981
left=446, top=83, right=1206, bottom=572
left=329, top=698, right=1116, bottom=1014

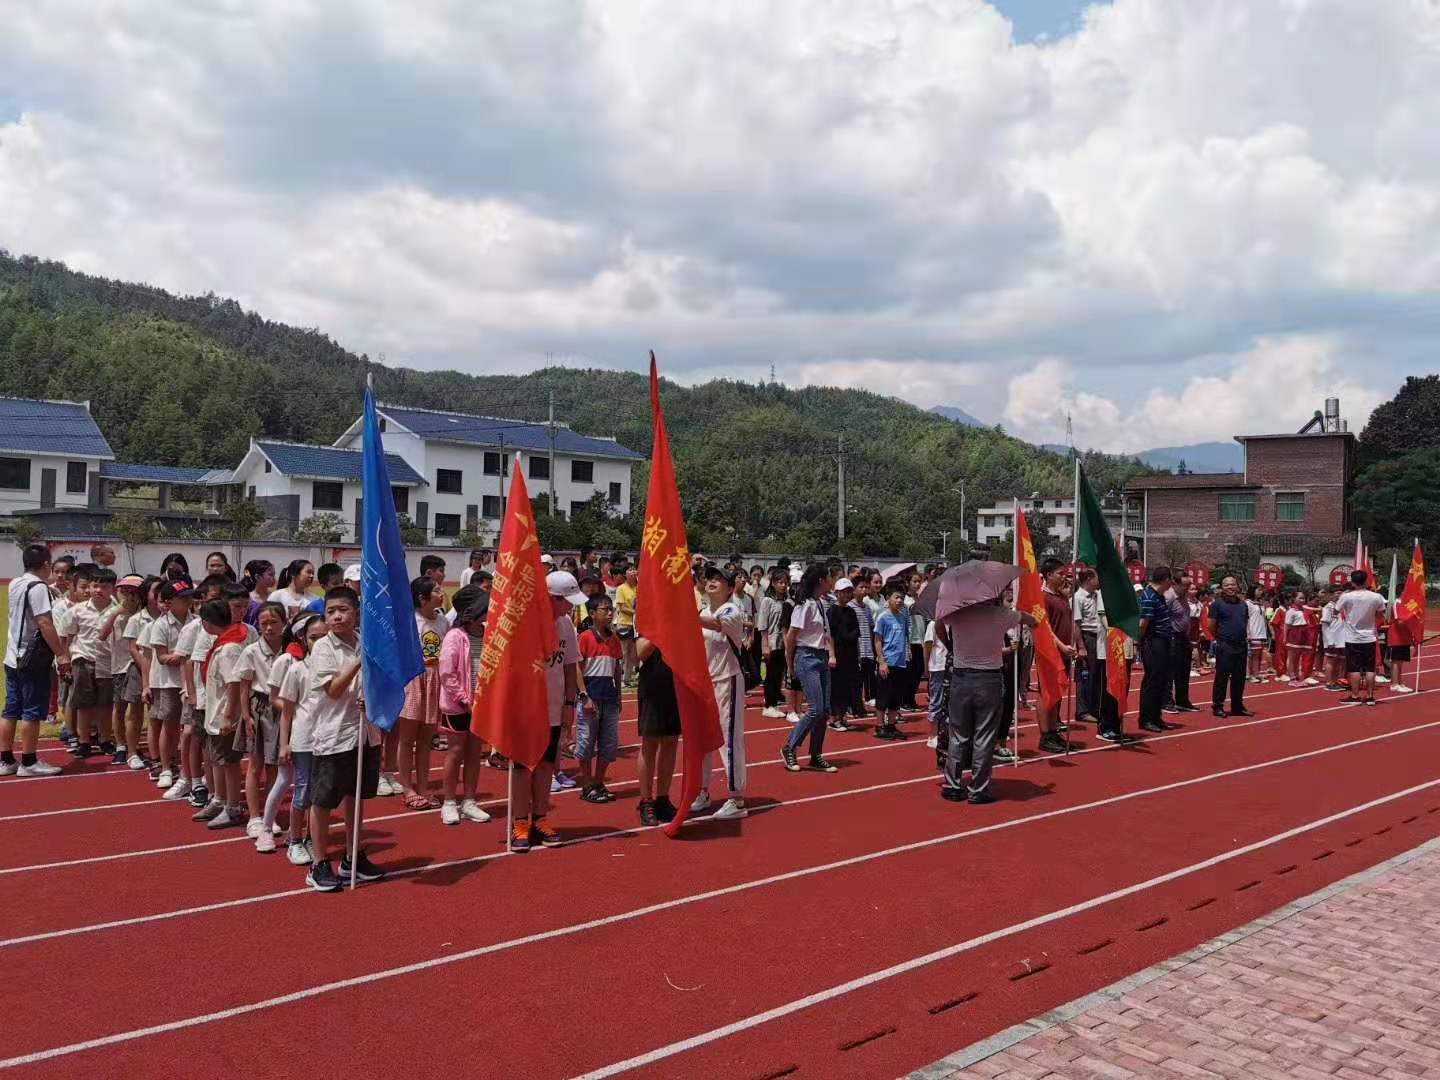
left=0, top=452, right=100, bottom=515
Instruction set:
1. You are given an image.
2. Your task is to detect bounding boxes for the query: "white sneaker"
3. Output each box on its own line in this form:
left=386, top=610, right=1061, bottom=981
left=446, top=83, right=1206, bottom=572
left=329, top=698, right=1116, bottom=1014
left=690, top=790, right=712, bottom=813
left=440, top=800, right=461, bottom=825
left=713, top=797, right=748, bottom=820
left=460, top=798, right=492, bottom=823
left=1277, top=675, right=1291, bottom=683
left=762, top=707, right=785, bottom=719
left=156, top=769, right=174, bottom=788
left=925, top=736, right=939, bottom=750
left=865, top=699, right=876, bottom=708
left=376, top=775, right=397, bottom=797
left=1304, top=677, right=1320, bottom=686
left=0, top=760, right=16, bottom=776
left=16, top=759, right=61, bottom=778
left=255, top=831, right=277, bottom=854
left=286, top=840, right=312, bottom=865
left=127, top=754, right=146, bottom=770
left=550, top=774, right=564, bottom=794
left=162, top=777, right=192, bottom=800
left=1392, top=683, right=1414, bottom=694
left=1376, top=675, right=1391, bottom=684
left=786, top=712, right=801, bottom=725
left=1190, top=669, right=1201, bottom=677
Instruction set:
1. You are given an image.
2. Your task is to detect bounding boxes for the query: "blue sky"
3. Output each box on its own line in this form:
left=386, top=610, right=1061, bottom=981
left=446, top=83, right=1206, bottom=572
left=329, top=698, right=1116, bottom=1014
left=992, top=0, right=1105, bottom=42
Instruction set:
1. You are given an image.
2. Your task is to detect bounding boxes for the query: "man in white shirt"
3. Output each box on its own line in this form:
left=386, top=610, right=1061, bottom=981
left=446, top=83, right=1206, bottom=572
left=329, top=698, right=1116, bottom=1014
left=1335, top=570, right=1387, bottom=706
left=694, top=565, right=748, bottom=820
left=1, top=544, right=70, bottom=777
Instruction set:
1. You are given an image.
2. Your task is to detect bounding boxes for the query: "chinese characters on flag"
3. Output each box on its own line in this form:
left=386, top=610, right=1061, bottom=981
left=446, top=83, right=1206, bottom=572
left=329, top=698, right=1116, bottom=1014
left=635, top=352, right=724, bottom=836
left=469, top=464, right=559, bottom=770
left=1014, top=503, right=1070, bottom=712
left=1106, top=626, right=1129, bottom=716
left=1393, top=542, right=1427, bottom=647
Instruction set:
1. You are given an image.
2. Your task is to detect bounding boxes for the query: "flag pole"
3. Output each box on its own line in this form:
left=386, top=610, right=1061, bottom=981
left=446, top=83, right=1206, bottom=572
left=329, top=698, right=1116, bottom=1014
left=506, top=760, right=514, bottom=853
left=1416, top=538, right=1424, bottom=696
left=1067, top=457, right=1080, bottom=756
left=1013, top=496, right=1021, bottom=765
left=350, top=372, right=375, bottom=892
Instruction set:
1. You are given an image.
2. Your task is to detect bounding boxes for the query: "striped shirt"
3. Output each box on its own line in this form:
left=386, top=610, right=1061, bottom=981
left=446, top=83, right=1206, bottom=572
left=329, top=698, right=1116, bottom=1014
left=578, top=628, right=622, bottom=703
left=851, top=599, right=874, bottom=660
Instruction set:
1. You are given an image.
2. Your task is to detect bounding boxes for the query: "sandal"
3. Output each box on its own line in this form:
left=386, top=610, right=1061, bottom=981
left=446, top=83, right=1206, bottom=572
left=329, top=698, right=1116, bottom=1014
left=487, top=752, right=509, bottom=770
left=403, top=793, right=429, bottom=811
left=424, top=794, right=443, bottom=809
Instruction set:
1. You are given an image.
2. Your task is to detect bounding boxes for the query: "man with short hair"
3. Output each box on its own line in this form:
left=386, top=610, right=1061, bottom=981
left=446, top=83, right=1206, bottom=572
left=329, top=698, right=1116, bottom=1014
left=1072, top=568, right=1103, bottom=724
left=1208, top=575, right=1254, bottom=718
left=1336, top=569, right=1387, bottom=707
left=1138, top=566, right=1175, bottom=733
left=1166, top=570, right=1198, bottom=713
left=1, top=544, right=71, bottom=777
left=1038, top=558, right=1081, bottom=752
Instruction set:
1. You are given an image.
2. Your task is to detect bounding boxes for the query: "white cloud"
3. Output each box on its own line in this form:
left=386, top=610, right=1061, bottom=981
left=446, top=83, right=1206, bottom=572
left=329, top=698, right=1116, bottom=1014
left=1002, top=335, right=1386, bottom=452
left=1, top=0, right=1436, bottom=442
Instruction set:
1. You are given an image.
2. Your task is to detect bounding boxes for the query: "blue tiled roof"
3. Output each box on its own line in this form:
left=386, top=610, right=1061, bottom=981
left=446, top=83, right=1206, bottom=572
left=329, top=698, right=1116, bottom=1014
left=256, top=442, right=425, bottom=485
left=100, top=463, right=213, bottom=484
left=0, top=398, right=114, bottom=459
left=378, top=405, right=643, bottom=461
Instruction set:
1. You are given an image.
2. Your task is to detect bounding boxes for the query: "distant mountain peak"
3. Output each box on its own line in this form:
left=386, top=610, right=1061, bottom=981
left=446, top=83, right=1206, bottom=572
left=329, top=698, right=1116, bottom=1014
left=930, top=405, right=987, bottom=428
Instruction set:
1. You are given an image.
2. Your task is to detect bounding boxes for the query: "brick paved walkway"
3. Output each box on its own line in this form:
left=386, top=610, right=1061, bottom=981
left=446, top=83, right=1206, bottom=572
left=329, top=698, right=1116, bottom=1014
left=914, top=838, right=1440, bottom=1079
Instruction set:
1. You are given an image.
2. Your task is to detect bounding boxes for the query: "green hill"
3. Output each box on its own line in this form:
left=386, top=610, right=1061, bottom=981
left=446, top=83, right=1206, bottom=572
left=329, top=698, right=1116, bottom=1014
left=0, top=249, right=1147, bottom=557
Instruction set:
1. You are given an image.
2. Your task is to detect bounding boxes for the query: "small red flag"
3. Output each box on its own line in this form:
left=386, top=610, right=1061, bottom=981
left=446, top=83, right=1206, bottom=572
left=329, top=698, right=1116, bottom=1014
left=469, top=464, right=559, bottom=770
left=635, top=353, right=724, bottom=836
left=1394, top=542, right=1427, bottom=646
left=1015, top=504, right=1070, bottom=712
left=1105, top=626, right=1129, bottom=717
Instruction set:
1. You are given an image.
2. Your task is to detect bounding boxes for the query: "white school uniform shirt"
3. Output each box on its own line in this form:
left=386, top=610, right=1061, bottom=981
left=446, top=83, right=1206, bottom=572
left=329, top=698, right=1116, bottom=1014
left=1320, top=602, right=1344, bottom=648
left=203, top=641, right=246, bottom=736
left=236, top=638, right=280, bottom=693
left=110, top=607, right=138, bottom=675
left=702, top=600, right=745, bottom=682
left=176, top=620, right=210, bottom=707
left=924, top=620, right=949, bottom=673
left=121, top=609, right=153, bottom=677
left=789, top=597, right=831, bottom=650
left=64, top=600, right=113, bottom=675
left=305, top=632, right=363, bottom=755
left=545, top=616, right=582, bottom=728
left=144, top=611, right=187, bottom=690
left=1244, top=600, right=1268, bottom=641
left=50, top=595, right=72, bottom=642
left=271, top=587, right=311, bottom=617
left=279, top=659, right=315, bottom=753
left=268, top=651, right=299, bottom=696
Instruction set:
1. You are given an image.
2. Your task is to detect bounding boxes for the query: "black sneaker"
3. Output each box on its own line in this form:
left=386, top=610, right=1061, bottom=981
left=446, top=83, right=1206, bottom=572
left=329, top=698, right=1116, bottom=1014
left=1097, top=730, right=1125, bottom=744
left=71, top=743, right=93, bottom=758
left=1232, top=708, right=1256, bottom=717
left=780, top=745, right=801, bottom=772
left=886, top=725, right=909, bottom=741
left=306, top=860, right=342, bottom=892
left=595, top=784, right=617, bottom=803
left=940, top=785, right=968, bottom=803
left=111, top=749, right=127, bottom=765
left=1212, top=707, right=1227, bottom=718
left=1038, top=733, right=1069, bottom=753
left=638, top=799, right=659, bottom=827
left=967, top=790, right=996, bottom=805
left=993, top=745, right=1016, bottom=763
left=188, top=785, right=210, bottom=808
left=340, top=852, right=384, bottom=883
left=809, top=756, right=839, bottom=773
left=1139, top=722, right=1164, bottom=733
left=579, top=784, right=607, bottom=803
left=1162, top=705, right=1181, bottom=714
left=827, top=719, right=854, bottom=732
left=653, top=796, right=678, bottom=823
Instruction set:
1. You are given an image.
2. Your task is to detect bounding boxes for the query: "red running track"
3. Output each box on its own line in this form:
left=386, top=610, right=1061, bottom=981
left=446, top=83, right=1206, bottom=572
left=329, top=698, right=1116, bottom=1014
left=0, top=671, right=1435, bottom=1078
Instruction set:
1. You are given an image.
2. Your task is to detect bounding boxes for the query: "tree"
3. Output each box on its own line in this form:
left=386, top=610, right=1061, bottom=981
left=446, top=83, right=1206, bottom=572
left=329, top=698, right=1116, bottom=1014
left=11, top=517, right=43, bottom=549
left=394, top=513, right=427, bottom=547
left=225, top=500, right=266, bottom=542
left=1295, top=535, right=1330, bottom=585
left=104, top=510, right=157, bottom=570
left=454, top=525, right=491, bottom=550
left=1359, top=375, right=1440, bottom=458
left=988, top=530, right=1014, bottom=565
left=1351, top=449, right=1440, bottom=556
left=1160, top=538, right=1194, bottom=570
left=294, top=512, right=345, bottom=544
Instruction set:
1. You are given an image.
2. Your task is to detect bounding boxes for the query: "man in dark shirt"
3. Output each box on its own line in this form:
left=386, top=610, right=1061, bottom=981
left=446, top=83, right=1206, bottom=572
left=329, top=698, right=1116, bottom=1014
left=1208, top=576, right=1254, bottom=718
left=1166, top=570, right=1198, bottom=713
left=1138, top=566, right=1175, bottom=733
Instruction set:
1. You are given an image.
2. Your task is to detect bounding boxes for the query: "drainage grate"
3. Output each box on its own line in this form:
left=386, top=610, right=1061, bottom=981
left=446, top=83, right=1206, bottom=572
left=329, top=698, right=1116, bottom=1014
left=928, top=992, right=978, bottom=1015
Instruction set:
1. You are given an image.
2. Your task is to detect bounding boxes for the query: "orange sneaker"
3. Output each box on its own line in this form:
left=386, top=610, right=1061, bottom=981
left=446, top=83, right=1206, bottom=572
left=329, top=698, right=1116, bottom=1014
left=530, top=816, right=562, bottom=847
left=510, top=817, right=531, bottom=853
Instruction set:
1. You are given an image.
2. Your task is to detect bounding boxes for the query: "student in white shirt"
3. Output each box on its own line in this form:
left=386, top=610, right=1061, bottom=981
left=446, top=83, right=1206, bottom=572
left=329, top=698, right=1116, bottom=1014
left=783, top=564, right=839, bottom=775
left=923, top=619, right=949, bottom=750
left=1335, top=571, right=1387, bottom=706
left=692, top=564, right=750, bottom=820
left=147, top=581, right=193, bottom=794
left=0, top=544, right=70, bottom=778
left=62, top=568, right=118, bottom=760
left=1319, top=586, right=1346, bottom=690
left=196, top=599, right=250, bottom=830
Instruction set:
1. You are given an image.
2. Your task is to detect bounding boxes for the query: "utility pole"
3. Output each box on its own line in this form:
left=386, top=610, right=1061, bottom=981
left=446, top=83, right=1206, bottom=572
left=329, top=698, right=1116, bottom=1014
left=941, top=530, right=950, bottom=560
left=547, top=390, right=557, bottom=514
left=836, top=434, right=846, bottom=541
left=499, top=432, right=507, bottom=520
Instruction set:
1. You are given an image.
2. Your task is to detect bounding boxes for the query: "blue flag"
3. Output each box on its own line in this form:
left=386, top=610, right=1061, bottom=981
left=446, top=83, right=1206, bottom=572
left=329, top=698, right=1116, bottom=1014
left=359, top=387, right=424, bottom=732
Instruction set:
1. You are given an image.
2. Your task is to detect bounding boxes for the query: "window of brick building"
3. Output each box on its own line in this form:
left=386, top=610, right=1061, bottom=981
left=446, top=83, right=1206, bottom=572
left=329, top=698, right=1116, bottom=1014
left=1275, top=491, right=1305, bottom=522
left=1219, top=493, right=1256, bottom=522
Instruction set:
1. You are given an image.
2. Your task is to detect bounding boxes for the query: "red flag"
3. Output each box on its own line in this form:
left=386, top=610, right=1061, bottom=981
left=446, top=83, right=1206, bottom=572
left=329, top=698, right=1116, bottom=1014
left=1015, top=504, right=1070, bottom=711
left=1355, top=530, right=1375, bottom=589
left=469, top=464, right=558, bottom=770
left=635, top=353, right=724, bottom=836
left=1105, top=626, right=1129, bottom=716
left=1394, top=542, right=1427, bottom=646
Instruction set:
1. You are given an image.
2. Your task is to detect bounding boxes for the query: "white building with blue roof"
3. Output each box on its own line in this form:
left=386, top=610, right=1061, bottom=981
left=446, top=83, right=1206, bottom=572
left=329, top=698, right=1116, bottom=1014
left=0, top=397, right=115, bottom=516
left=329, top=402, right=642, bottom=541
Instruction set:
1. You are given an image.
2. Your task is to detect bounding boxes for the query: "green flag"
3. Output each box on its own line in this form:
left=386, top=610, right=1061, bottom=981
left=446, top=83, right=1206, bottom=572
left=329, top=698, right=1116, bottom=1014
left=1075, top=463, right=1142, bottom=639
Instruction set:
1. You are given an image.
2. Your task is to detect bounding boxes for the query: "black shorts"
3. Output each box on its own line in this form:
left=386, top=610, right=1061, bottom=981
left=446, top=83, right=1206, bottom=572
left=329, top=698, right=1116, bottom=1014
left=1345, top=642, right=1376, bottom=675
left=309, top=744, right=382, bottom=810
left=875, top=667, right=907, bottom=711
left=442, top=713, right=471, bottom=734
left=1389, top=645, right=1412, bottom=663
left=206, top=729, right=245, bottom=765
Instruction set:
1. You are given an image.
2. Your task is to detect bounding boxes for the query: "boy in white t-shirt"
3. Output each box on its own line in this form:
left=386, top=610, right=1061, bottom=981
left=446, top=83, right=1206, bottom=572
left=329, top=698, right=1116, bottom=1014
left=196, top=599, right=250, bottom=830
left=147, top=581, right=192, bottom=795
left=62, top=568, right=117, bottom=760
left=1318, top=587, right=1346, bottom=690
left=692, top=565, right=748, bottom=821
left=923, top=620, right=950, bottom=751
left=1335, top=571, right=1387, bottom=707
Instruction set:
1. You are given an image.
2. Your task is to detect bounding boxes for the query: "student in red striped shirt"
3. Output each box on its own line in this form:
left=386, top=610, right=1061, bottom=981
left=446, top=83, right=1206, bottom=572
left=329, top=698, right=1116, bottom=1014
left=576, top=595, right=623, bottom=803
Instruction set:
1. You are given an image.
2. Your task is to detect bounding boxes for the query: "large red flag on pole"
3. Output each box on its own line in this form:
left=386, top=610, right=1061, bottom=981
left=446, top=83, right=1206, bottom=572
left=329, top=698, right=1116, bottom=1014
left=470, top=463, right=558, bottom=770
left=635, top=353, right=724, bottom=836
left=1394, top=542, right=1427, bottom=646
left=1015, top=503, right=1070, bottom=712
left=1105, top=626, right=1129, bottom=716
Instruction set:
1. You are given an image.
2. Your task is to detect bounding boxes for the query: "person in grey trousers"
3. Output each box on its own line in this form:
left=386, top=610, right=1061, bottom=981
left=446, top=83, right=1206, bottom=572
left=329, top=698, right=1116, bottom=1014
left=941, top=598, right=1038, bottom=805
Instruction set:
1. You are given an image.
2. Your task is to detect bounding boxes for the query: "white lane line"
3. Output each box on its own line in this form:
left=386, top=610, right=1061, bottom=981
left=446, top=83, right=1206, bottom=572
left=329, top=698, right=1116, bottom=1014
left=3, top=682, right=1432, bottom=875
left=4, top=722, right=1437, bottom=1072
left=9, top=700, right=1437, bottom=950
left=570, top=771, right=1440, bottom=1079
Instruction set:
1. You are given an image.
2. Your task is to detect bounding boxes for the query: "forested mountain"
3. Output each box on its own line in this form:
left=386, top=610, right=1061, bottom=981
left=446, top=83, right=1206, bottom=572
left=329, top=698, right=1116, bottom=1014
left=0, top=250, right=1148, bottom=557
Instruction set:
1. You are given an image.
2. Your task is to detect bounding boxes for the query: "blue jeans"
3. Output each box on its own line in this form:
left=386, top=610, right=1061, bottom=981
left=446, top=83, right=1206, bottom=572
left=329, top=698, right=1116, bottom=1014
left=3, top=664, right=52, bottom=723
left=927, top=670, right=949, bottom=732
left=576, top=697, right=621, bottom=765
left=787, top=647, right=830, bottom=757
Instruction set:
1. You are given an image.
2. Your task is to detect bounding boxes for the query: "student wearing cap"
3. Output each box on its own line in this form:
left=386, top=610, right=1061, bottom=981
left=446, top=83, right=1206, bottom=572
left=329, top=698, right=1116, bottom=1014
left=510, top=570, right=585, bottom=852
left=825, top=577, right=860, bottom=733
left=692, top=564, right=750, bottom=819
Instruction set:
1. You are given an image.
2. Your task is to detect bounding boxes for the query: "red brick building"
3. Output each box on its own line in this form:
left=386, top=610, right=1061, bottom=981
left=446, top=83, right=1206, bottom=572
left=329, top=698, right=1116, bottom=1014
left=1124, top=417, right=1358, bottom=571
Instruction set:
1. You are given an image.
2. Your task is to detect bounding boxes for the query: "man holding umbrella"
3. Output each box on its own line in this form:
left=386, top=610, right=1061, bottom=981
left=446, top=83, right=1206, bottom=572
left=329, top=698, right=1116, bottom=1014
left=915, top=562, right=1038, bottom=805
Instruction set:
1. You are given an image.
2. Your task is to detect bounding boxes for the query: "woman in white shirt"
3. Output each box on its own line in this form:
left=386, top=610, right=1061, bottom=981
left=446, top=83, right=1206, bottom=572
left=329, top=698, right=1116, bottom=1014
left=271, top=560, right=316, bottom=619
left=782, top=564, right=838, bottom=774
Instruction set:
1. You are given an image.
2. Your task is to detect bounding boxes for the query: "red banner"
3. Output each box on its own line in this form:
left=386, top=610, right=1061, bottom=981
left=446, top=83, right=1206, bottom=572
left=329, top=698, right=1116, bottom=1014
left=1328, top=564, right=1354, bottom=587
left=1016, top=505, right=1069, bottom=712
left=635, top=353, right=724, bottom=836
left=1105, top=626, right=1129, bottom=716
left=1255, top=563, right=1283, bottom=591
left=1184, top=561, right=1210, bottom=588
left=1394, top=543, right=1427, bottom=647
left=1126, top=561, right=1147, bottom=585
left=469, top=465, right=559, bottom=770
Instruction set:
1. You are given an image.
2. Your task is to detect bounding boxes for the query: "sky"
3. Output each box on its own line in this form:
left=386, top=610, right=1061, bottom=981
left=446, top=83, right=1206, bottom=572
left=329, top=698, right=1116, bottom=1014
left=1, top=0, right=1433, bottom=453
